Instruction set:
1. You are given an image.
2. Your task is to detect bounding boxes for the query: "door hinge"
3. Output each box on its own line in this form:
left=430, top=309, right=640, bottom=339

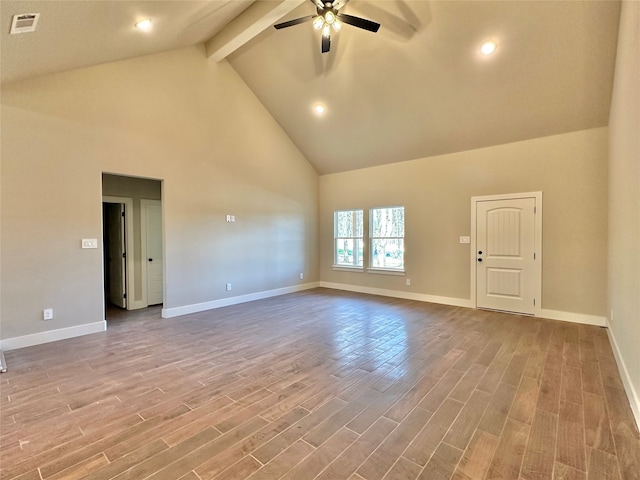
left=534, top=206, right=537, bottom=214
left=123, top=293, right=127, bottom=299
left=534, top=298, right=536, bottom=306
left=534, top=252, right=536, bottom=260
left=122, top=211, right=125, bottom=217
left=122, top=252, right=126, bottom=258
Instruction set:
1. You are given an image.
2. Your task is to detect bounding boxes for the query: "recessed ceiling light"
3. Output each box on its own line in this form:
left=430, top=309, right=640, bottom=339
left=313, top=104, right=326, bottom=115
left=135, top=19, right=152, bottom=31
left=481, top=41, right=497, bottom=55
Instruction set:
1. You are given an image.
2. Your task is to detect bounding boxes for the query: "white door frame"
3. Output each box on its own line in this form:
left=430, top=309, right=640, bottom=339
left=102, top=196, right=138, bottom=310
left=470, top=191, right=543, bottom=316
left=140, top=199, right=164, bottom=307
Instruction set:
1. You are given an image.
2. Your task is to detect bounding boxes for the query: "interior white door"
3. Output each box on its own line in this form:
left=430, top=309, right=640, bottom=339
left=476, top=197, right=536, bottom=314
left=145, top=202, right=164, bottom=306
left=106, top=203, right=127, bottom=308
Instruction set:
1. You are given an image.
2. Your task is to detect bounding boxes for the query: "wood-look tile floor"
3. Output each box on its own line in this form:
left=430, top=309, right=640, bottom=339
left=1, top=289, right=638, bottom=480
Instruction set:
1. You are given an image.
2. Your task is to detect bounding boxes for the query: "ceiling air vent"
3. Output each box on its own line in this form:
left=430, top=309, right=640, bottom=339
left=10, top=13, right=40, bottom=34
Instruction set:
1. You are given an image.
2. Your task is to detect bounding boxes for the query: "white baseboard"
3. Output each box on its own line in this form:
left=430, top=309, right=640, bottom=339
left=319, top=283, right=609, bottom=328
left=162, top=282, right=321, bottom=318
left=0, top=321, right=107, bottom=351
left=605, top=317, right=640, bottom=431
left=538, top=309, right=606, bottom=327
left=318, top=282, right=474, bottom=308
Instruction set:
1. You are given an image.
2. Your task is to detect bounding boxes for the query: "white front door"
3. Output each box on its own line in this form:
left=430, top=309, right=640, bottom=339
left=476, top=197, right=536, bottom=314
left=143, top=201, right=164, bottom=306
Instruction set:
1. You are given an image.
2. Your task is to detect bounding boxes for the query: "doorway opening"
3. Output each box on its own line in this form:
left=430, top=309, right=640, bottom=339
left=102, top=174, right=163, bottom=322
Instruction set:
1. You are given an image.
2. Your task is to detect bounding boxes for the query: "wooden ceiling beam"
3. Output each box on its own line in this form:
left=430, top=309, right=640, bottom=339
left=206, top=0, right=306, bottom=62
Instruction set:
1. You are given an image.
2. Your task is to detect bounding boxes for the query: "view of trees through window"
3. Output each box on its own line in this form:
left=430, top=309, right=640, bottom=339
left=333, top=207, right=404, bottom=270
left=334, top=210, right=363, bottom=267
left=370, top=206, right=404, bottom=269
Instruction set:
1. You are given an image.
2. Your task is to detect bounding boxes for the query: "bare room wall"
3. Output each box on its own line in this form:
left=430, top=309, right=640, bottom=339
left=1, top=45, right=319, bottom=342
left=320, top=127, right=608, bottom=317
left=607, top=0, right=640, bottom=422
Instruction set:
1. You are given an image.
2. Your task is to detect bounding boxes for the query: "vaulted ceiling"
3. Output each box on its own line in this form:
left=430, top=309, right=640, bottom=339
left=1, top=0, right=622, bottom=174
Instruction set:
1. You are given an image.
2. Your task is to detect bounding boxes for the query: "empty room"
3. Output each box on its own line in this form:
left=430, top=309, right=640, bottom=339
left=1, top=1, right=638, bottom=479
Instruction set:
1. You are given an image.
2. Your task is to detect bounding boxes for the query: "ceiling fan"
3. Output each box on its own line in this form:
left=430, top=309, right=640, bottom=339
left=274, top=0, right=380, bottom=54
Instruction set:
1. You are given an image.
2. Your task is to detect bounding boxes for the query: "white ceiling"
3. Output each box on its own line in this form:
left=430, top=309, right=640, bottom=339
left=0, top=0, right=254, bottom=84
left=1, top=1, right=622, bottom=174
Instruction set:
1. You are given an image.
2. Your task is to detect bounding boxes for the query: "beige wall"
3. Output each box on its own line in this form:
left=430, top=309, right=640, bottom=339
left=608, top=1, right=640, bottom=416
left=102, top=174, right=162, bottom=305
left=0, top=45, right=319, bottom=340
left=320, top=127, right=608, bottom=316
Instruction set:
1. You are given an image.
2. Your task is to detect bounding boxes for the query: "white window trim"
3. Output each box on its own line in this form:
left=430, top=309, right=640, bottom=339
left=332, top=265, right=365, bottom=272
left=367, top=267, right=405, bottom=276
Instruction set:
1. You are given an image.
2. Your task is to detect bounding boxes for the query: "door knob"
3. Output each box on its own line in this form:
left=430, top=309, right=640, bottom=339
left=148, top=258, right=153, bottom=262
left=477, top=258, right=483, bottom=262
left=478, top=251, right=483, bottom=255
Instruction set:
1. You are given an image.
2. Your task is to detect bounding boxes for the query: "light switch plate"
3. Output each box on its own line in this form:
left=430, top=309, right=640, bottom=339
left=459, top=236, right=470, bottom=244
left=82, top=238, right=98, bottom=249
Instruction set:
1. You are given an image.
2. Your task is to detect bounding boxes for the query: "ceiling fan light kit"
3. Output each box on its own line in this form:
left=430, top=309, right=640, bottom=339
left=274, top=0, right=380, bottom=54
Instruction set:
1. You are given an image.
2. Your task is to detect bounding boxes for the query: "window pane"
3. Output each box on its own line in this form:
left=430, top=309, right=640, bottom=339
left=335, top=210, right=363, bottom=238
left=371, top=209, right=382, bottom=237
left=335, top=239, right=354, bottom=265
left=355, top=239, right=363, bottom=266
left=355, top=210, right=363, bottom=237
left=370, top=207, right=404, bottom=238
left=335, top=239, right=364, bottom=266
left=371, top=239, right=404, bottom=269
left=392, top=207, right=404, bottom=237
left=335, top=211, right=353, bottom=238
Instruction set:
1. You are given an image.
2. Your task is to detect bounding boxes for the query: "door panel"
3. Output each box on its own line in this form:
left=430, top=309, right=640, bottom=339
left=477, top=198, right=535, bottom=314
left=106, top=203, right=126, bottom=308
left=486, top=268, right=523, bottom=297
left=145, top=203, right=163, bottom=306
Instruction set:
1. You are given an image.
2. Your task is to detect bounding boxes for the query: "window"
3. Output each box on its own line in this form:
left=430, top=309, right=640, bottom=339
left=370, top=206, right=405, bottom=270
left=334, top=209, right=364, bottom=268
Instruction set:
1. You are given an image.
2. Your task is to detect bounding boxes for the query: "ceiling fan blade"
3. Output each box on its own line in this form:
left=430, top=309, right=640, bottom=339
left=274, top=15, right=314, bottom=29
left=336, top=13, right=380, bottom=33
left=322, top=33, right=331, bottom=53
left=309, top=0, right=324, bottom=9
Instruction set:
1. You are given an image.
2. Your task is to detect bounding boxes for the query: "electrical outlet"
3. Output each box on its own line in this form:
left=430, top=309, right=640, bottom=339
left=226, top=283, right=232, bottom=291
left=610, top=309, right=614, bottom=322
left=406, top=278, right=411, bottom=286
left=299, top=273, right=304, bottom=280
left=43, top=308, right=53, bottom=320
left=459, top=236, right=470, bottom=244
left=82, top=238, right=98, bottom=249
